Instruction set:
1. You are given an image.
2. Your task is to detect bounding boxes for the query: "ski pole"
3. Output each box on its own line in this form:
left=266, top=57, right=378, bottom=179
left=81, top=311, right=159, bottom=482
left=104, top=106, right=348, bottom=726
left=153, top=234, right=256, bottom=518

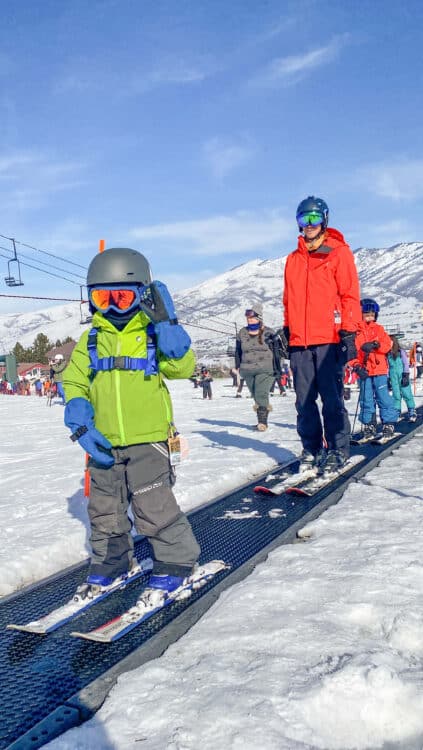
left=352, top=386, right=360, bottom=435
left=83, top=237, right=105, bottom=497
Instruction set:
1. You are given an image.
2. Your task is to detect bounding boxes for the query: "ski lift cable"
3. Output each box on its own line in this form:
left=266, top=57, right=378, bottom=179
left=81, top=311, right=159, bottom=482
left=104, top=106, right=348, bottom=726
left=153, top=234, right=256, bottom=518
left=0, top=251, right=81, bottom=286
left=0, top=244, right=86, bottom=281
left=0, top=289, right=231, bottom=336
left=0, top=233, right=88, bottom=271
left=0, top=293, right=82, bottom=301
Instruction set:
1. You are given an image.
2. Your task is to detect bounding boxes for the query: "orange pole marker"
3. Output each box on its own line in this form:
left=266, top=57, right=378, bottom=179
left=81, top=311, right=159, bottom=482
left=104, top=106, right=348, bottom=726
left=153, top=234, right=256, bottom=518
left=84, top=455, right=91, bottom=497
left=99, top=239, right=105, bottom=253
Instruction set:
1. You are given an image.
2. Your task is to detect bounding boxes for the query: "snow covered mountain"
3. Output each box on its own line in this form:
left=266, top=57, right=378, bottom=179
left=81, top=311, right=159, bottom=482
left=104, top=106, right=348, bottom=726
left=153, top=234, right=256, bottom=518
left=0, top=242, right=421, bottom=361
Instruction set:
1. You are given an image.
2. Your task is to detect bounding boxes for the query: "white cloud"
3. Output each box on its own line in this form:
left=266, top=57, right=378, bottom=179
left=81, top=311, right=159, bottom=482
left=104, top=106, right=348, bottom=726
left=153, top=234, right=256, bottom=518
left=355, top=159, right=423, bottom=201
left=203, top=137, right=255, bottom=180
left=130, top=209, right=292, bottom=256
left=55, top=57, right=213, bottom=96
left=0, top=150, right=86, bottom=212
left=159, top=268, right=215, bottom=292
left=251, top=34, right=349, bottom=87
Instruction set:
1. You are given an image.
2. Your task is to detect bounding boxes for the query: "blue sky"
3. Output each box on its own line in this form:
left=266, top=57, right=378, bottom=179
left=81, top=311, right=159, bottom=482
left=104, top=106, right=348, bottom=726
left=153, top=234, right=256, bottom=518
left=0, top=0, right=422, bottom=314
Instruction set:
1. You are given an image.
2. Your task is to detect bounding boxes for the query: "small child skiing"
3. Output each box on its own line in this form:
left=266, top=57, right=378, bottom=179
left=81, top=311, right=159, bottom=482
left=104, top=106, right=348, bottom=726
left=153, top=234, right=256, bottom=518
left=50, top=354, right=67, bottom=405
left=387, top=336, right=417, bottom=422
left=199, top=367, right=213, bottom=399
left=351, top=298, right=398, bottom=440
left=63, top=247, right=203, bottom=606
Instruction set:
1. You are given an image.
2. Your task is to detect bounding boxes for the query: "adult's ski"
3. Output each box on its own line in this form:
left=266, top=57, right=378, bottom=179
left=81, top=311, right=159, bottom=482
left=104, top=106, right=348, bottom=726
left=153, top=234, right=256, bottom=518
left=254, top=465, right=317, bottom=497
left=71, top=559, right=229, bottom=643
left=7, top=557, right=154, bottom=635
left=285, top=454, right=366, bottom=497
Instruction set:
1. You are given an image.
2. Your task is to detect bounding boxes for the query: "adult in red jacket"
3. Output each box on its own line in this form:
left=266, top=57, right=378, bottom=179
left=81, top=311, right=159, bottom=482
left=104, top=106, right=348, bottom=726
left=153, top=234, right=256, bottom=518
left=350, top=298, right=398, bottom=439
left=283, top=196, right=361, bottom=474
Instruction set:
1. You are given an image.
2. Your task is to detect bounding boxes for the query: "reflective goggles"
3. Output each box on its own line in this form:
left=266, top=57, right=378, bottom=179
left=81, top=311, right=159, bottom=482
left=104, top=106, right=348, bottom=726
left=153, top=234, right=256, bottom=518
left=245, top=309, right=259, bottom=318
left=297, top=211, right=324, bottom=228
left=89, top=285, right=144, bottom=314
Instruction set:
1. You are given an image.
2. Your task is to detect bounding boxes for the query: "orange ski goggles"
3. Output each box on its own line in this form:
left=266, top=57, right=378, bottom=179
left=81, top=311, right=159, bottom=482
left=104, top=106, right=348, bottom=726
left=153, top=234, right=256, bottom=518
left=89, top=285, right=143, bottom=314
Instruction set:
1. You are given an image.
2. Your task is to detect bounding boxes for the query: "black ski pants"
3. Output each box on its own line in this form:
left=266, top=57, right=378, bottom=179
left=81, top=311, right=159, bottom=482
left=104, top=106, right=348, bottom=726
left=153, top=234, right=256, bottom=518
left=290, top=344, right=350, bottom=456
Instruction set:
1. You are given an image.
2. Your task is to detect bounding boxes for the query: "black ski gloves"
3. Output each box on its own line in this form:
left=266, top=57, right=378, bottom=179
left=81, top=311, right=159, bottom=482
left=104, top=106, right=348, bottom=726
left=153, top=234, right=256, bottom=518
left=360, top=341, right=380, bottom=353
left=264, top=331, right=288, bottom=376
left=401, top=372, right=410, bottom=387
left=353, top=365, right=369, bottom=380
left=339, top=330, right=357, bottom=363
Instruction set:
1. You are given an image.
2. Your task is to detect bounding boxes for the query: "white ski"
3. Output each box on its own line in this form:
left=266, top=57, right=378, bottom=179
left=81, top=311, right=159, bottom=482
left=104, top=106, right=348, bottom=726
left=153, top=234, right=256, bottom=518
left=71, top=560, right=229, bottom=643
left=371, top=432, right=401, bottom=445
left=254, top=466, right=318, bottom=496
left=7, top=557, right=154, bottom=635
left=285, top=454, right=366, bottom=497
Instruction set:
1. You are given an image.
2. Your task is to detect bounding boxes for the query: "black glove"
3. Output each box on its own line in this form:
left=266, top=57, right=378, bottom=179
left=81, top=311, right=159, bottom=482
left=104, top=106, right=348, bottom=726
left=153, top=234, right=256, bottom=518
left=401, top=372, right=410, bottom=387
left=353, top=365, right=369, bottom=380
left=361, top=341, right=380, bottom=353
left=339, top=330, right=357, bottom=362
left=283, top=326, right=290, bottom=345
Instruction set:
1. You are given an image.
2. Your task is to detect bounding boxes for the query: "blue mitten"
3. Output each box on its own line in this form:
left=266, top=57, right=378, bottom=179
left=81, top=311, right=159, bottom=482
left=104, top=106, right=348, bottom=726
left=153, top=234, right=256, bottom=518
left=64, top=398, right=115, bottom=467
left=139, top=280, right=191, bottom=359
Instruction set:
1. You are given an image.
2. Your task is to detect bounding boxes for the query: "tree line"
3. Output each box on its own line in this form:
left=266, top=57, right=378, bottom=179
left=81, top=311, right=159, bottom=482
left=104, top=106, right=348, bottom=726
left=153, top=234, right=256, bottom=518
left=11, top=334, right=76, bottom=364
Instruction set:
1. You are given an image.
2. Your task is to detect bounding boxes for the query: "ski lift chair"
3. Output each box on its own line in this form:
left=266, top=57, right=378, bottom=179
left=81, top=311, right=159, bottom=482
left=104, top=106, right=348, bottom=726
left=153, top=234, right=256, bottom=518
left=4, top=239, right=24, bottom=286
left=5, top=258, right=24, bottom=286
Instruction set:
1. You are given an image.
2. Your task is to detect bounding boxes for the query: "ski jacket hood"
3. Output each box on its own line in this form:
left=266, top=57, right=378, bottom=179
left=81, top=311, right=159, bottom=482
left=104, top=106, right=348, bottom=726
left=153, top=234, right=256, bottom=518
left=283, top=227, right=361, bottom=347
left=63, top=310, right=195, bottom=446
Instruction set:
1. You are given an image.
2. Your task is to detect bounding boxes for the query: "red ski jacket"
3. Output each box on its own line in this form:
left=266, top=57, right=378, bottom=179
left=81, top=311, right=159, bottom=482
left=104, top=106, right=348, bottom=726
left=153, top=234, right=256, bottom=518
left=350, top=320, right=392, bottom=376
left=283, top=228, right=361, bottom=347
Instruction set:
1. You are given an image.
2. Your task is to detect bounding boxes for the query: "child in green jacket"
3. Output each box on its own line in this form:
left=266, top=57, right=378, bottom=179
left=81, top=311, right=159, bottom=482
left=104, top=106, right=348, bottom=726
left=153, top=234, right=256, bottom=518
left=64, top=247, right=200, bottom=599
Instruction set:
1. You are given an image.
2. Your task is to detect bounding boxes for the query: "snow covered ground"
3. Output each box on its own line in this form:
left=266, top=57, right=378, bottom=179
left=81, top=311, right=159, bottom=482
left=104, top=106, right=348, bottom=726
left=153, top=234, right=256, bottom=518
left=1, top=380, right=423, bottom=750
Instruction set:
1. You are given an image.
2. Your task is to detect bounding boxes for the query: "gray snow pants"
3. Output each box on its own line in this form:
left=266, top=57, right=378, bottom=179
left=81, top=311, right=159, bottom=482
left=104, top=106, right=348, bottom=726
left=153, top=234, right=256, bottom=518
left=87, top=442, right=200, bottom=580
left=242, top=372, right=274, bottom=407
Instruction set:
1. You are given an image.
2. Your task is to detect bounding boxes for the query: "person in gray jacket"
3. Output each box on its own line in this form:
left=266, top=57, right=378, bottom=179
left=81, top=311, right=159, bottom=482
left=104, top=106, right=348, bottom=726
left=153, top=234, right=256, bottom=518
left=235, top=304, right=281, bottom=431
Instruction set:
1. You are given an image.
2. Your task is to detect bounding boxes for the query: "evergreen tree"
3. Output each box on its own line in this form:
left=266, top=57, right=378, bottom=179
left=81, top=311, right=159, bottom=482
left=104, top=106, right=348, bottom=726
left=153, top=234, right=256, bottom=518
left=12, top=342, right=31, bottom=363
left=32, top=333, right=52, bottom=364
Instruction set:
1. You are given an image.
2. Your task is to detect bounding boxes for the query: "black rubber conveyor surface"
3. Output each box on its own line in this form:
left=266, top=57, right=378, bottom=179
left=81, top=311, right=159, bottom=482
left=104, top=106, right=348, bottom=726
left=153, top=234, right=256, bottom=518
left=0, top=412, right=421, bottom=749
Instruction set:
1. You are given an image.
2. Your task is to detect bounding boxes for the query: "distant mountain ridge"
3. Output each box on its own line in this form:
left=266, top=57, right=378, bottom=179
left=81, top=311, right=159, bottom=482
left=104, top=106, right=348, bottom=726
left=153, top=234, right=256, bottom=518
left=0, top=242, right=421, bottom=360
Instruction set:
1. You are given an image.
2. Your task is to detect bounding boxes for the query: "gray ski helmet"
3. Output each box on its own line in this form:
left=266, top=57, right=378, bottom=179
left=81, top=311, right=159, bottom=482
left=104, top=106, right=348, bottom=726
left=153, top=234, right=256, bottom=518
left=86, top=247, right=152, bottom=287
left=296, top=196, right=329, bottom=229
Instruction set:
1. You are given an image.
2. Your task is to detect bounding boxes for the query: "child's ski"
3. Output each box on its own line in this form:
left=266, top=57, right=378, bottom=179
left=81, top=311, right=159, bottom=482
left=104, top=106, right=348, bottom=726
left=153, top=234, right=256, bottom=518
left=350, top=434, right=376, bottom=445
left=285, top=455, right=366, bottom=497
left=6, top=557, right=154, bottom=635
left=370, top=432, right=401, bottom=446
left=71, top=560, right=229, bottom=643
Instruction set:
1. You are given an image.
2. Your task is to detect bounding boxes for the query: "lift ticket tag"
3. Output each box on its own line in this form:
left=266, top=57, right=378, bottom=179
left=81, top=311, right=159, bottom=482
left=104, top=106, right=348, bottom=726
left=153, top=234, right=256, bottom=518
left=168, top=436, right=181, bottom=465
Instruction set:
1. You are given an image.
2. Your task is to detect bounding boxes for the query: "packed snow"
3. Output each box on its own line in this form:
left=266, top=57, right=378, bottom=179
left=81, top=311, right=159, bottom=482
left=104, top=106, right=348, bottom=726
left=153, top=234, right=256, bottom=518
left=1, top=379, right=423, bottom=750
